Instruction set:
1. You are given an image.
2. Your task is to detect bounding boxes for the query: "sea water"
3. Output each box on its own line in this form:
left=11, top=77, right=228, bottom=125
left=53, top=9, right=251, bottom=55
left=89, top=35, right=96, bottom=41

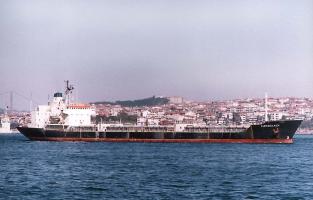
left=1, top=134, right=313, bottom=200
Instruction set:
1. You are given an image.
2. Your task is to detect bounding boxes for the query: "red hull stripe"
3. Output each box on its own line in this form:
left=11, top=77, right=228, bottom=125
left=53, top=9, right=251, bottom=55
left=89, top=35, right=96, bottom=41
left=28, top=137, right=293, bottom=144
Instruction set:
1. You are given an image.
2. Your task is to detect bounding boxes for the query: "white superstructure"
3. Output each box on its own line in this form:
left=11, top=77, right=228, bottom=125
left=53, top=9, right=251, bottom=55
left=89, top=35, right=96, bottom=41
left=63, top=104, right=95, bottom=126
left=30, top=82, right=96, bottom=128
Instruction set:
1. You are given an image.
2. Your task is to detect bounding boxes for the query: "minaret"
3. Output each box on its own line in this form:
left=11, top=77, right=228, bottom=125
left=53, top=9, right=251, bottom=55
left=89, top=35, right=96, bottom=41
left=265, top=93, right=268, bottom=122
left=29, top=92, right=33, bottom=112
left=9, top=91, right=13, bottom=113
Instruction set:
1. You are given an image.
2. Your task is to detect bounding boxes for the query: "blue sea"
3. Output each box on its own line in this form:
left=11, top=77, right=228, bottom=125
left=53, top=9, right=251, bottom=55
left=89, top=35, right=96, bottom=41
left=1, top=134, right=313, bottom=200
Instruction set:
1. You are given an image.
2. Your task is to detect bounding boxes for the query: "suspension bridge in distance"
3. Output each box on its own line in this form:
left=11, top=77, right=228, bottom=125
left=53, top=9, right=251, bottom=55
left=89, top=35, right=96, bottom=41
left=0, top=91, right=38, bottom=113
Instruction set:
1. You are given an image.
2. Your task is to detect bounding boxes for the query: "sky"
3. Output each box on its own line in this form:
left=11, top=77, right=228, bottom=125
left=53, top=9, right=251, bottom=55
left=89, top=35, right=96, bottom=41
left=0, top=0, right=312, bottom=110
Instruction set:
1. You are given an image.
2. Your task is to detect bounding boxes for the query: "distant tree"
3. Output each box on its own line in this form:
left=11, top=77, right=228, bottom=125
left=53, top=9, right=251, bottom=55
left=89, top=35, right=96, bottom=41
left=93, top=96, right=169, bottom=107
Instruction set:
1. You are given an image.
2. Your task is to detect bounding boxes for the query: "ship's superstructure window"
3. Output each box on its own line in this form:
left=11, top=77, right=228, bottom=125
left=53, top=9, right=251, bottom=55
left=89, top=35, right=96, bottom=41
left=54, top=92, right=63, bottom=97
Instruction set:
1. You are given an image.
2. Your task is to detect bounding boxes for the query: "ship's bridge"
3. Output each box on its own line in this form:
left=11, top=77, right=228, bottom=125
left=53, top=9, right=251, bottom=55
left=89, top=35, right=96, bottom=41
left=54, top=92, right=63, bottom=97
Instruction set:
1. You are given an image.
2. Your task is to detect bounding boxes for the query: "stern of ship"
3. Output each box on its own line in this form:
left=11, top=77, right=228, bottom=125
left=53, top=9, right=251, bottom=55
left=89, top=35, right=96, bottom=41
left=17, top=126, right=45, bottom=140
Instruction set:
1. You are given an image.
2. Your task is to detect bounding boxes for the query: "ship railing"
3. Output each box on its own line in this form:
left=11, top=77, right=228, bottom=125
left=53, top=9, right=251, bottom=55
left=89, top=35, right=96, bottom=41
left=106, top=126, right=175, bottom=132
left=104, top=126, right=247, bottom=133
left=45, top=124, right=69, bottom=130
left=183, top=127, right=247, bottom=133
left=67, top=126, right=98, bottom=132
left=45, top=124, right=98, bottom=132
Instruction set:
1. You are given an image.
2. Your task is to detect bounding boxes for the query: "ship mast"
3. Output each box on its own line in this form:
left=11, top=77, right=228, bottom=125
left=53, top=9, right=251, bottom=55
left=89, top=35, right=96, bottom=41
left=65, top=80, right=74, bottom=105
left=265, top=93, right=268, bottom=122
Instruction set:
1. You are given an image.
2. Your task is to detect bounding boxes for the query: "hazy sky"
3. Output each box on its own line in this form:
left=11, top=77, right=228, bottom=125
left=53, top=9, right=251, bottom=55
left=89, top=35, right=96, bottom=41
left=0, top=0, right=312, bottom=110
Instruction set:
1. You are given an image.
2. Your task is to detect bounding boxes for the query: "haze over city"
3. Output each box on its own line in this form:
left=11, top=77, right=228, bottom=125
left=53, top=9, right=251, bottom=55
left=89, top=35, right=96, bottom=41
left=0, top=0, right=312, bottom=110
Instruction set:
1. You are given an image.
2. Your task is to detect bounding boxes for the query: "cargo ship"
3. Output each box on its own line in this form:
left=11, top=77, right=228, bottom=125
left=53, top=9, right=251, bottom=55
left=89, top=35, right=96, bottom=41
left=17, top=81, right=302, bottom=143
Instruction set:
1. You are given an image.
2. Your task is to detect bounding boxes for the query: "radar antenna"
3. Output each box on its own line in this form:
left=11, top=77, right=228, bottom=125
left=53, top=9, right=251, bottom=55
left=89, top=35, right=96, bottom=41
left=65, top=80, right=74, bottom=105
left=65, top=80, right=74, bottom=95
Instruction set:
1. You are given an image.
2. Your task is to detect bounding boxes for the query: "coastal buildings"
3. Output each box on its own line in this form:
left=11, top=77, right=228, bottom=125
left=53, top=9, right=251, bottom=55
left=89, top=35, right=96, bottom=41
left=93, top=96, right=313, bottom=128
left=6, top=96, right=313, bottom=132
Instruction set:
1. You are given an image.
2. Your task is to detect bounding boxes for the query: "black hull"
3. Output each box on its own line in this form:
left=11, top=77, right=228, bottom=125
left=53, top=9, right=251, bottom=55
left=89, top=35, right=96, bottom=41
left=17, top=120, right=302, bottom=143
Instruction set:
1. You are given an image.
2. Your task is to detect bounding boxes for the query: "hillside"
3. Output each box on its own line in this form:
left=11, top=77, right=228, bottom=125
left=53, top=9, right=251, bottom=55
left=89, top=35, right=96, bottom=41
left=93, top=96, right=169, bottom=107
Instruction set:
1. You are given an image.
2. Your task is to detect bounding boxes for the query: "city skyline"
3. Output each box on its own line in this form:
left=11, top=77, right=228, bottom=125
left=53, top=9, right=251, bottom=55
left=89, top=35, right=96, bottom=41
left=1, top=0, right=312, bottom=110
left=1, top=90, right=312, bottom=112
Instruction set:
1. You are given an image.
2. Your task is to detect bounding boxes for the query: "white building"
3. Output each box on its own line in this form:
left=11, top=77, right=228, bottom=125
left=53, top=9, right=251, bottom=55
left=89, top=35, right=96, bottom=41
left=137, top=117, right=147, bottom=126
left=270, top=112, right=283, bottom=121
left=168, top=96, right=184, bottom=104
left=0, top=114, right=11, bottom=133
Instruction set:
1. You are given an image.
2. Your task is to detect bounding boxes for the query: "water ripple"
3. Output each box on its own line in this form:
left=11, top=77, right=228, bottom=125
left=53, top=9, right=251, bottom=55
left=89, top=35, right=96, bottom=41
left=1, top=134, right=313, bottom=199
